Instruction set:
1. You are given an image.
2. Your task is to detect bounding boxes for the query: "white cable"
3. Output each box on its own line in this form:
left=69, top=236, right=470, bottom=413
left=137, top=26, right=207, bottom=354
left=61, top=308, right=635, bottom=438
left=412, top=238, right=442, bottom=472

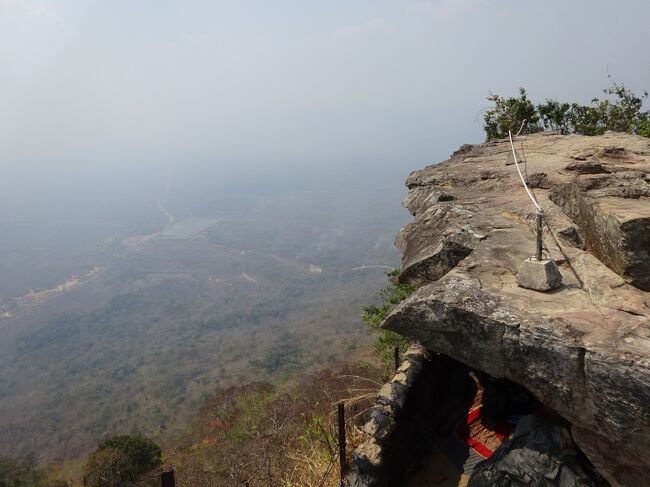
left=508, top=131, right=582, bottom=285
left=508, top=130, right=542, bottom=212
left=515, top=119, right=527, bottom=136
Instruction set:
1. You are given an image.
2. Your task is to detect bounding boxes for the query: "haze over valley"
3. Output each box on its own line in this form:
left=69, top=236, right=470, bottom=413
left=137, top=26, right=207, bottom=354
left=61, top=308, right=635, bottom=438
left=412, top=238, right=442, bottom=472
left=0, top=167, right=409, bottom=460
left=1, top=1, right=648, bottom=484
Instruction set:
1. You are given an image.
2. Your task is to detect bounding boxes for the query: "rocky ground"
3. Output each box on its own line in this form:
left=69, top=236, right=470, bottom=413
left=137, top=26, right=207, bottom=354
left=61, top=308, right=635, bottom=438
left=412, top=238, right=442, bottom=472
left=383, top=132, right=650, bottom=486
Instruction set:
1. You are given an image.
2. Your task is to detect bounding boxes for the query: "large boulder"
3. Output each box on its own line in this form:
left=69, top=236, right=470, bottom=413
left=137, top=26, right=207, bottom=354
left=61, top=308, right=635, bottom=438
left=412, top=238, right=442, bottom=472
left=468, top=415, right=606, bottom=487
left=384, top=132, right=650, bottom=486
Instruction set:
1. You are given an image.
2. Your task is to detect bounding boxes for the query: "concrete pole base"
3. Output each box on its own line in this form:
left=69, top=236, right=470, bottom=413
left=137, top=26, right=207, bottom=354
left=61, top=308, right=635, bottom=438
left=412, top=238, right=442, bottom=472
left=517, top=258, right=563, bottom=291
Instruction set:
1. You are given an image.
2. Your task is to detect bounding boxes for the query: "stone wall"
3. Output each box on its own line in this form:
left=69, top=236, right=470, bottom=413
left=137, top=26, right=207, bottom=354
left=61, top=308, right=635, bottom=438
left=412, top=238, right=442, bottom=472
left=346, top=345, right=474, bottom=487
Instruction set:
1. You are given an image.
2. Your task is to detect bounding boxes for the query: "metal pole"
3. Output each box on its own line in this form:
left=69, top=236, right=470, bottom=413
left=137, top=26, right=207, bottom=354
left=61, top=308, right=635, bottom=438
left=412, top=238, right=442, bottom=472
left=535, top=210, right=543, bottom=261
left=394, top=346, right=400, bottom=371
left=338, top=402, right=347, bottom=484
left=161, top=469, right=175, bottom=487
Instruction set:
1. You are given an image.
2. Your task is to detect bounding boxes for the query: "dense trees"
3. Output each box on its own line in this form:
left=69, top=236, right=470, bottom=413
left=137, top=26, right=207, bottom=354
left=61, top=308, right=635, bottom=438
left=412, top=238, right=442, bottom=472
left=484, top=80, right=650, bottom=141
left=0, top=455, right=65, bottom=487
left=0, top=455, right=44, bottom=487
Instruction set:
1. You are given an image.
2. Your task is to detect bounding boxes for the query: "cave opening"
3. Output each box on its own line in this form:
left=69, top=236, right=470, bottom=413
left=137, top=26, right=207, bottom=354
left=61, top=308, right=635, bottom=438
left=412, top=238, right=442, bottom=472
left=376, top=353, right=608, bottom=487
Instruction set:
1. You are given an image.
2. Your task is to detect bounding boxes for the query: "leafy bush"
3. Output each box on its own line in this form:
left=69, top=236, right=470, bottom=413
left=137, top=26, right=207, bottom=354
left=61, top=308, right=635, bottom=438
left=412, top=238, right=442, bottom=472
left=638, top=119, right=650, bottom=138
left=84, top=435, right=161, bottom=487
left=483, top=88, right=542, bottom=141
left=484, top=80, right=649, bottom=141
left=537, top=99, right=573, bottom=133
left=362, top=270, right=415, bottom=371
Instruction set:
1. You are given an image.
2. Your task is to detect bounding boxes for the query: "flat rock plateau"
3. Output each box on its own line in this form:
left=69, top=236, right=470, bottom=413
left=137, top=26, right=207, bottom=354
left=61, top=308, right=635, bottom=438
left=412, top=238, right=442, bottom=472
left=383, top=132, right=650, bottom=486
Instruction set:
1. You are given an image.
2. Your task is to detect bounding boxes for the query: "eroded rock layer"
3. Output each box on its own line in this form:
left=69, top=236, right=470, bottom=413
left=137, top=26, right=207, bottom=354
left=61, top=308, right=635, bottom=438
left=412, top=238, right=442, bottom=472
left=384, top=132, right=650, bottom=487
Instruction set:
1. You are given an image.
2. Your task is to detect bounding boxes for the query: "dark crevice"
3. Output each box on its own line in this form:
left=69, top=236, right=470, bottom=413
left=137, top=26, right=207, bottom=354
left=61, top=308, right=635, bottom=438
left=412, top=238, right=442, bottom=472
left=355, top=353, right=609, bottom=487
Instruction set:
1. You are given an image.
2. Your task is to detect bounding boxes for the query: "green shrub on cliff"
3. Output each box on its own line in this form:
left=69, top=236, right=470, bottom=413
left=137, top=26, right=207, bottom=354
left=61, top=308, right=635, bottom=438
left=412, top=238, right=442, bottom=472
left=362, top=270, right=415, bottom=371
left=484, top=88, right=542, bottom=141
left=484, top=80, right=649, bottom=141
left=84, top=435, right=161, bottom=487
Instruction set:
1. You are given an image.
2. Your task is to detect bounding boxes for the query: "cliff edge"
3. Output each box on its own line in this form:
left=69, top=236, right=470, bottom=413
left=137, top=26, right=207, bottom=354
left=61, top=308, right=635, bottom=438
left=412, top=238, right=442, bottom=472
left=383, top=132, right=650, bottom=486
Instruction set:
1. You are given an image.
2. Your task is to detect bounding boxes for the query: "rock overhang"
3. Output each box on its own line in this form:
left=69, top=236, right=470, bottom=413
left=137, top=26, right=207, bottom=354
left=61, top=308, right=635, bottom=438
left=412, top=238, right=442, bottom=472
left=383, top=131, right=650, bottom=486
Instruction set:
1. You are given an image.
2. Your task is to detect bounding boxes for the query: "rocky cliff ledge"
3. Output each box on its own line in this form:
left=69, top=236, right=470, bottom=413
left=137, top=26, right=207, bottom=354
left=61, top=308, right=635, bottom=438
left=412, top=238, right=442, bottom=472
left=383, top=132, right=650, bottom=486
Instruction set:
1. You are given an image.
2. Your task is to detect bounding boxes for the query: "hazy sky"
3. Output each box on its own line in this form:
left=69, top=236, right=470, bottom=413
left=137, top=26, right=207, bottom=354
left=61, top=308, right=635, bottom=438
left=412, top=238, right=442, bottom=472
left=1, top=0, right=649, bottom=194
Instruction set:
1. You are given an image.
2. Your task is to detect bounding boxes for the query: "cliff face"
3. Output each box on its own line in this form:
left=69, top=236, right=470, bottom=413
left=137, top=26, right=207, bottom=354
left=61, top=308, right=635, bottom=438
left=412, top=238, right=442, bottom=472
left=383, top=132, right=650, bottom=486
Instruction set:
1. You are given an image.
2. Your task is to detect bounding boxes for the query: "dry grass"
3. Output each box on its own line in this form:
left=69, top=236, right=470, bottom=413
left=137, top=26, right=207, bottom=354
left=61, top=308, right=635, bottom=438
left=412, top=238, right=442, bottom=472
left=281, top=374, right=382, bottom=487
left=162, top=363, right=382, bottom=486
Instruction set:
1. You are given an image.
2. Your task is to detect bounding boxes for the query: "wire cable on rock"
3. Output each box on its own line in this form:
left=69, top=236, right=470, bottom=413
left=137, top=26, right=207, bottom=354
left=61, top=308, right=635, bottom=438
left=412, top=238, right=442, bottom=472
left=508, top=130, right=584, bottom=288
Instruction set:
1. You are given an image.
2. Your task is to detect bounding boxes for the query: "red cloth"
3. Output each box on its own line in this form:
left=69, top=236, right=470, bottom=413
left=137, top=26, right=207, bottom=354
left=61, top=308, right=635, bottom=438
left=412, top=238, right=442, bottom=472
left=456, top=406, right=513, bottom=459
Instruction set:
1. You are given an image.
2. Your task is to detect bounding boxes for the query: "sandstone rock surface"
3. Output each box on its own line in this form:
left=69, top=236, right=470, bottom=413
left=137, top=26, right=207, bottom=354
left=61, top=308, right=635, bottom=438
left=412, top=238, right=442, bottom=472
left=384, top=132, right=650, bottom=486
